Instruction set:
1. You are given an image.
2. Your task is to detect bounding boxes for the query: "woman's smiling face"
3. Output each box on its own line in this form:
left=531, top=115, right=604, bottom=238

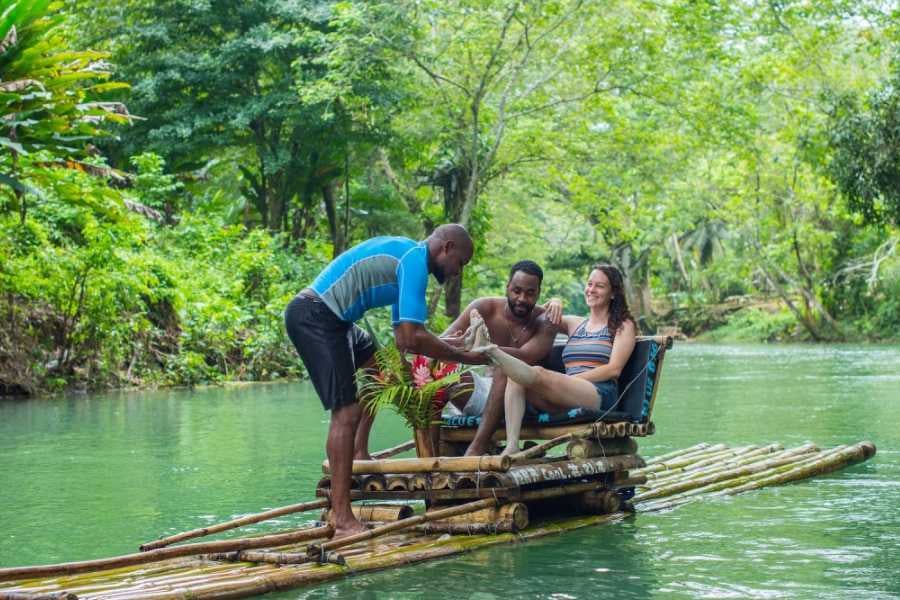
left=584, top=268, right=613, bottom=309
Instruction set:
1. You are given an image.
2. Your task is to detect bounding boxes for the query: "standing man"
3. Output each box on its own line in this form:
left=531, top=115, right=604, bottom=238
left=442, top=260, right=562, bottom=456
left=284, top=224, right=481, bottom=539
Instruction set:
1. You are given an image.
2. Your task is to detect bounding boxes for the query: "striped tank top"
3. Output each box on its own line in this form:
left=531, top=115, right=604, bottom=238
left=561, top=320, right=613, bottom=376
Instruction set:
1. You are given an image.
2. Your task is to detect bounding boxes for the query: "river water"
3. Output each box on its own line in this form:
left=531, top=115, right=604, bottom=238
left=1, top=344, right=898, bottom=598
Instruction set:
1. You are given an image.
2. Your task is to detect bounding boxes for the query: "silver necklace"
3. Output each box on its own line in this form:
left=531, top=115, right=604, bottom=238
left=504, top=308, right=532, bottom=345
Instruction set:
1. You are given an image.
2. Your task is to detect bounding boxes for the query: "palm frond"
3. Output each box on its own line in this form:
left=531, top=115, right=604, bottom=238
left=357, top=346, right=467, bottom=429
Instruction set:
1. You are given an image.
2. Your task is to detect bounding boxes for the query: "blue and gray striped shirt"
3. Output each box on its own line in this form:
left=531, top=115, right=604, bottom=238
left=309, top=236, right=429, bottom=325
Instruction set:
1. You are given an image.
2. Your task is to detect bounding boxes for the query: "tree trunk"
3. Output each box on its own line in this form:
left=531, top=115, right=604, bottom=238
left=322, top=180, right=345, bottom=258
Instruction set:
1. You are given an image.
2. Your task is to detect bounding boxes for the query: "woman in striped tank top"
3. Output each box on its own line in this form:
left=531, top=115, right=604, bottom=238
left=471, top=264, right=637, bottom=455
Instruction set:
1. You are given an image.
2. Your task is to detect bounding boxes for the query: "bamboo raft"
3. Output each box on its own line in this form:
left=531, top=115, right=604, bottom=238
left=0, top=438, right=877, bottom=600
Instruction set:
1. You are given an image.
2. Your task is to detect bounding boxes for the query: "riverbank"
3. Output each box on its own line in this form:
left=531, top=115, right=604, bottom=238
left=4, top=294, right=898, bottom=398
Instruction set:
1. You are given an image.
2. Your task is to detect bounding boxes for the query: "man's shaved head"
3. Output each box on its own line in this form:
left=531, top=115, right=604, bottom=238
left=426, top=224, right=474, bottom=284
left=429, top=224, right=473, bottom=253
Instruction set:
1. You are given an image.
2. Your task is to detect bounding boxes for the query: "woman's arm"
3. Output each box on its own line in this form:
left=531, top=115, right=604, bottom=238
left=559, top=315, right=583, bottom=336
left=573, top=320, right=637, bottom=383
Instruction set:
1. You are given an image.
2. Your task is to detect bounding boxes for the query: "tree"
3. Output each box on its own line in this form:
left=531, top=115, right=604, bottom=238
left=374, top=0, right=665, bottom=316
left=828, top=65, right=900, bottom=227
left=0, top=0, right=130, bottom=221
left=88, top=0, right=404, bottom=250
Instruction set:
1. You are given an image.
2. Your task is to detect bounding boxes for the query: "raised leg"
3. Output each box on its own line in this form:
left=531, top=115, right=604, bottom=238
left=482, top=345, right=601, bottom=411
left=327, top=402, right=368, bottom=539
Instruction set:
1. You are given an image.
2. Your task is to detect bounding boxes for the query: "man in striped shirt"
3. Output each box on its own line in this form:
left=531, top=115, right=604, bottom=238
left=285, top=224, right=483, bottom=539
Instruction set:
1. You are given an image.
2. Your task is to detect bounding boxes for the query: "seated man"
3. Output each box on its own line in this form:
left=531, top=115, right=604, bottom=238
left=441, top=260, right=561, bottom=455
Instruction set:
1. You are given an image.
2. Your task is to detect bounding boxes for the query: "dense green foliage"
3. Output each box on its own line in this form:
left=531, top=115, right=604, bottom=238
left=1, top=0, right=898, bottom=394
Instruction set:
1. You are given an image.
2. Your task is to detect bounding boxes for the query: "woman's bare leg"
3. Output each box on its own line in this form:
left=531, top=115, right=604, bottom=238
left=501, top=379, right=526, bottom=456
left=480, top=342, right=601, bottom=411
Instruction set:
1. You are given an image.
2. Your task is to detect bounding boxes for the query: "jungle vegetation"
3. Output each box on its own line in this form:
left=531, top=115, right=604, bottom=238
left=1, top=0, right=898, bottom=394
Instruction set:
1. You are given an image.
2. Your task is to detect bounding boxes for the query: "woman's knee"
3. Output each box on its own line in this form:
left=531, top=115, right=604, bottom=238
left=531, top=366, right=550, bottom=384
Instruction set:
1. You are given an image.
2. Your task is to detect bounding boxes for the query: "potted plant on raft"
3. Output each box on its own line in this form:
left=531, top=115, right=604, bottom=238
left=358, top=345, right=468, bottom=457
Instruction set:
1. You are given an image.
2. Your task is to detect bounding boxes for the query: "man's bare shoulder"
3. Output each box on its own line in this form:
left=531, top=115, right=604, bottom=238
left=468, top=297, right=506, bottom=318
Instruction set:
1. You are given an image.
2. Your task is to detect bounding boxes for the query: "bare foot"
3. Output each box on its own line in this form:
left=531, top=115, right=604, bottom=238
left=330, top=518, right=369, bottom=540
left=458, top=309, right=486, bottom=351
left=470, top=311, right=491, bottom=348
left=353, top=451, right=373, bottom=461
left=500, top=444, right=519, bottom=457
left=464, top=444, right=485, bottom=457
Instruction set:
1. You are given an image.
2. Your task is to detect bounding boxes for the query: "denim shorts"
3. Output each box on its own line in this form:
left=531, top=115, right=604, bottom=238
left=594, top=380, right=619, bottom=412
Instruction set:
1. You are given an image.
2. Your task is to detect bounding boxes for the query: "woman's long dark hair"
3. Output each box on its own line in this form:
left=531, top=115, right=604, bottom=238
left=590, top=263, right=637, bottom=338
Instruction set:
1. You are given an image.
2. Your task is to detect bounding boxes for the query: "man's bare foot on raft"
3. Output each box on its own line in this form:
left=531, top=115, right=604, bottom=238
left=353, top=451, right=373, bottom=461
left=331, top=518, right=369, bottom=540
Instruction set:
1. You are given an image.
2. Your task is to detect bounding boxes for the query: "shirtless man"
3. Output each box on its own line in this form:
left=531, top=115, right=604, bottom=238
left=442, top=260, right=562, bottom=456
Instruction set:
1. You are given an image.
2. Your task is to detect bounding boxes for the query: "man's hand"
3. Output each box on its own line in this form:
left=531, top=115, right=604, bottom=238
left=440, top=329, right=467, bottom=348
left=542, top=298, right=563, bottom=326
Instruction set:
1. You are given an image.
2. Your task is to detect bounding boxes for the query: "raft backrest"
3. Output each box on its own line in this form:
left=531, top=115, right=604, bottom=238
left=621, top=335, right=672, bottom=422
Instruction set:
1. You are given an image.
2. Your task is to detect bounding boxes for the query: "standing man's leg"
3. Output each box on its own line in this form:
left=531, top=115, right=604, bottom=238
left=349, top=331, right=377, bottom=461
left=353, top=410, right=375, bottom=461
left=464, top=372, right=508, bottom=456
left=285, top=296, right=368, bottom=539
left=328, top=402, right=367, bottom=537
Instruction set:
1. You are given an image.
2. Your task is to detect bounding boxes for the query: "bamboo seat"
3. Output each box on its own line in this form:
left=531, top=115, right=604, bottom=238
left=439, top=335, right=672, bottom=444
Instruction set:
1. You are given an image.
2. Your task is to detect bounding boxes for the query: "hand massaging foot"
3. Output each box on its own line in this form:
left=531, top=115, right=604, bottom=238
left=458, top=310, right=486, bottom=351
left=468, top=309, right=492, bottom=350
left=468, top=310, right=537, bottom=386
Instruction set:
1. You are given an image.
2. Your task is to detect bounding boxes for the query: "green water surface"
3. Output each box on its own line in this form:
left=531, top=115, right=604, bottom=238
left=1, top=344, right=898, bottom=599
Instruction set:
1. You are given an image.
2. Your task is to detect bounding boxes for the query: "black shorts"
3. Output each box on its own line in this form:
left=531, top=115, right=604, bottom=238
left=284, top=293, right=376, bottom=411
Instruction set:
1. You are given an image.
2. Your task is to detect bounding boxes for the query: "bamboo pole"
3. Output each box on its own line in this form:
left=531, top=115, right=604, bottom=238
left=435, top=503, right=529, bottom=531
left=322, top=455, right=511, bottom=475
left=643, top=445, right=759, bottom=481
left=719, top=442, right=875, bottom=496
left=417, top=521, right=517, bottom=535
left=440, top=422, right=621, bottom=444
left=646, top=443, right=813, bottom=487
left=0, top=526, right=332, bottom=581
left=636, top=445, right=855, bottom=512
left=566, top=437, right=638, bottom=459
left=203, top=550, right=345, bottom=566
left=385, top=476, right=410, bottom=492
left=321, top=504, right=413, bottom=523
left=75, top=512, right=629, bottom=600
left=371, top=440, right=416, bottom=459
left=138, top=499, right=329, bottom=551
left=451, top=474, right=477, bottom=489
left=308, top=498, right=499, bottom=557
left=0, top=594, right=78, bottom=600
left=360, top=474, right=387, bottom=492
left=634, top=445, right=826, bottom=502
left=506, top=454, right=644, bottom=486
left=610, top=473, right=648, bottom=488
left=509, top=432, right=577, bottom=461
left=648, top=444, right=780, bottom=483
left=409, top=474, right=429, bottom=491
left=643, top=442, right=712, bottom=465
left=634, top=444, right=731, bottom=475
left=431, top=473, right=451, bottom=490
